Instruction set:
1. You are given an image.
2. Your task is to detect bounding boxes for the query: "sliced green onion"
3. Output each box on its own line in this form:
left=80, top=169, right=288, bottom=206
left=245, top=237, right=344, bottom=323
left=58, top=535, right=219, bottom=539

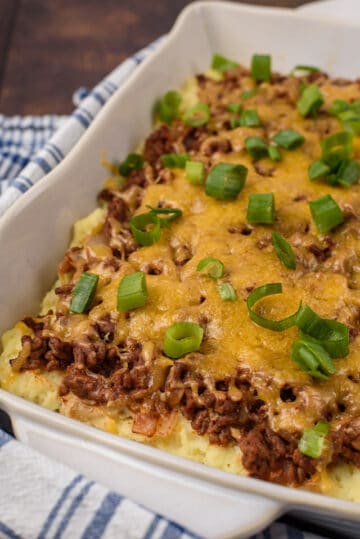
left=308, top=195, right=343, bottom=234
left=197, top=257, right=224, bottom=279
left=251, top=54, right=271, bottom=82
left=310, top=131, right=359, bottom=187
left=211, top=53, right=239, bottom=72
left=247, top=193, right=275, bottom=225
left=298, top=421, right=329, bottom=459
left=196, top=256, right=224, bottom=279
left=218, top=282, right=237, bottom=301
left=296, top=304, right=349, bottom=358
left=146, top=206, right=182, bottom=228
left=163, top=322, right=204, bottom=359
left=70, top=273, right=99, bottom=314
left=299, top=82, right=308, bottom=95
left=308, top=160, right=331, bottom=181
left=129, top=212, right=161, bottom=246
left=291, top=65, right=320, bottom=76
left=272, top=231, right=296, bottom=270
left=290, top=338, right=336, bottom=380
left=117, top=271, right=147, bottom=312
left=205, top=162, right=248, bottom=200
left=268, top=145, right=282, bottom=162
left=240, top=88, right=258, bottom=100
left=245, top=137, right=268, bottom=160
left=336, top=159, right=360, bottom=187
left=272, top=129, right=305, bottom=150
left=229, top=117, right=241, bottom=130
left=247, top=283, right=301, bottom=332
left=339, top=110, right=360, bottom=135
left=240, top=109, right=261, bottom=127
left=321, top=131, right=352, bottom=169
left=185, top=161, right=205, bottom=185
left=227, top=102, right=242, bottom=114
left=119, top=153, right=144, bottom=176
left=161, top=153, right=189, bottom=168
left=314, top=421, right=330, bottom=435
left=183, top=103, right=210, bottom=127
left=329, top=99, right=350, bottom=116
left=339, top=110, right=360, bottom=123
left=157, top=90, right=182, bottom=124
left=350, top=100, right=360, bottom=114
left=297, top=84, right=324, bottom=117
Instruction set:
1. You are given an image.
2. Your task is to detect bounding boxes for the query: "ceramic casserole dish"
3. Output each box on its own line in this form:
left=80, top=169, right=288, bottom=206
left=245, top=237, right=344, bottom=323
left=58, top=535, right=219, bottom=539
left=1, top=2, right=360, bottom=537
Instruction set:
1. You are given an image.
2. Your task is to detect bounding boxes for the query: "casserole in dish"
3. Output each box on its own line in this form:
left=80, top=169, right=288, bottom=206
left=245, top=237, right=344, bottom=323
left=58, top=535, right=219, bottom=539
left=1, top=2, right=360, bottom=537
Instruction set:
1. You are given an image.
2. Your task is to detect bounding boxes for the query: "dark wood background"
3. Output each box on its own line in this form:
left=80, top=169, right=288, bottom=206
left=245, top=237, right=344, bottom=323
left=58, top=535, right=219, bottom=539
left=0, top=0, right=317, bottom=115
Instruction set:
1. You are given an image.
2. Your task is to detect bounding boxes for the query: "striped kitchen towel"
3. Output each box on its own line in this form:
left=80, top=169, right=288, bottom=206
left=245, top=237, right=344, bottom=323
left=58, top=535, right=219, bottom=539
left=0, top=429, right=196, bottom=539
left=0, top=36, right=166, bottom=216
left=0, top=36, right=331, bottom=539
left=0, top=428, right=328, bottom=539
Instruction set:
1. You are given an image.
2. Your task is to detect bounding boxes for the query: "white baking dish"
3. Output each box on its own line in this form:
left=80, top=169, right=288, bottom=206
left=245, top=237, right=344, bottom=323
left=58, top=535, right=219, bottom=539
left=1, top=2, right=360, bottom=537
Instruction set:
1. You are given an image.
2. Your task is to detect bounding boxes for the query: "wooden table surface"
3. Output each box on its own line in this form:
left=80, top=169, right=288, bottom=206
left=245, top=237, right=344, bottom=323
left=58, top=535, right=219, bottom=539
left=0, top=0, right=316, bottom=115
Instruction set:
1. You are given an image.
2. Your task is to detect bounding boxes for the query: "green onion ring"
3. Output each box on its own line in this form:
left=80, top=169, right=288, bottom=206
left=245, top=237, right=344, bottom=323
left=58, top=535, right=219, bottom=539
left=247, top=283, right=301, bottom=331
left=197, top=257, right=224, bottom=279
left=129, top=212, right=161, bottom=246
left=163, top=322, right=204, bottom=359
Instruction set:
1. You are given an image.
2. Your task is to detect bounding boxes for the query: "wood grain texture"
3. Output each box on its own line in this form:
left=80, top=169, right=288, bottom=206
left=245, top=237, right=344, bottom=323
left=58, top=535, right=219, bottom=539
left=0, top=0, right=316, bottom=115
left=0, top=0, right=20, bottom=93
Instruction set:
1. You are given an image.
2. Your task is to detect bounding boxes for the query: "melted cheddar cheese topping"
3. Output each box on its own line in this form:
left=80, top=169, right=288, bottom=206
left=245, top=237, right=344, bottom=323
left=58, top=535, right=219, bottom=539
left=2, top=65, right=360, bottom=500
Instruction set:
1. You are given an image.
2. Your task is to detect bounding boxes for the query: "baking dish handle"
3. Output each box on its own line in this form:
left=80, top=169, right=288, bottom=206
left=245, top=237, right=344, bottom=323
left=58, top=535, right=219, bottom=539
left=10, top=412, right=284, bottom=539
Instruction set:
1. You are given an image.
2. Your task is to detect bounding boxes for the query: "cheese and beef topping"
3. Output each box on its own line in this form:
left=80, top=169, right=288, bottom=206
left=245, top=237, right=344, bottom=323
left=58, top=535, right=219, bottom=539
left=2, top=54, right=360, bottom=499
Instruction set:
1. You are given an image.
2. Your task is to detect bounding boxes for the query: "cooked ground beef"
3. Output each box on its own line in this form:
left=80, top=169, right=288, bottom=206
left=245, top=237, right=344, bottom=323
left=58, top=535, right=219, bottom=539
left=238, top=425, right=316, bottom=485
left=143, top=124, right=176, bottom=166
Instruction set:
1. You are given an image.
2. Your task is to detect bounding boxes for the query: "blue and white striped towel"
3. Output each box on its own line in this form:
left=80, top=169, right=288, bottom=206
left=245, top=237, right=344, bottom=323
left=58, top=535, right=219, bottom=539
left=0, top=36, right=331, bottom=539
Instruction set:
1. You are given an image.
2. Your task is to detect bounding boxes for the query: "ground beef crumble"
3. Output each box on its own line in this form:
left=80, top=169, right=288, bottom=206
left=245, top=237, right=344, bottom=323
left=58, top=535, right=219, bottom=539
left=10, top=322, right=329, bottom=487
